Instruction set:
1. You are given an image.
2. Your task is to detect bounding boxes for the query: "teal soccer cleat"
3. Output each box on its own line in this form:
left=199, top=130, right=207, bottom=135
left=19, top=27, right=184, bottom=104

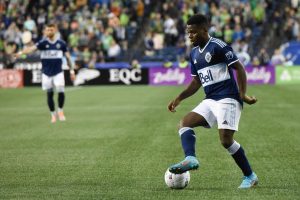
left=238, top=172, right=258, bottom=189
left=169, top=156, right=199, bottom=174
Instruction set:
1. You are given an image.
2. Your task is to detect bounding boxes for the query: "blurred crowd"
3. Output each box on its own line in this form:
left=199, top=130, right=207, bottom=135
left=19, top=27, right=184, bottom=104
left=0, top=0, right=299, bottom=69
left=0, top=0, right=150, bottom=68
left=144, top=0, right=300, bottom=67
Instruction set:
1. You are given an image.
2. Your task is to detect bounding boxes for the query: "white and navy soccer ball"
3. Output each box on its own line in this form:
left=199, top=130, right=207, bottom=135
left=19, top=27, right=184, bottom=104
left=164, top=169, right=190, bottom=189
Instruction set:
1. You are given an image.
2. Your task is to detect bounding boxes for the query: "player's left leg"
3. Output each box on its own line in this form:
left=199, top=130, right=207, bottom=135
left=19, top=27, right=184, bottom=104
left=216, top=98, right=258, bottom=188
left=219, top=129, right=258, bottom=188
left=54, top=72, right=66, bottom=121
left=57, top=87, right=66, bottom=121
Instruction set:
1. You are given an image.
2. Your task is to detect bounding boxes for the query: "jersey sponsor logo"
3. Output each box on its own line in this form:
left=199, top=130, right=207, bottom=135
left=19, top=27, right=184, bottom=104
left=199, top=69, right=213, bottom=84
left=225, top=51, right=234, bottom=60
left=40, top=50, right=63, bottom=59
left=205, top=52, right=212, bottom=63
left=197, top=63, right=230, bottom=87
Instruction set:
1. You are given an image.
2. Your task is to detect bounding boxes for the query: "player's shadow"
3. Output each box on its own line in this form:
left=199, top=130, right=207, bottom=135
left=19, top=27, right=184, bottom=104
left=155, top=186, right=224, bottom=192
left=184, top=186, right=224, bottom=191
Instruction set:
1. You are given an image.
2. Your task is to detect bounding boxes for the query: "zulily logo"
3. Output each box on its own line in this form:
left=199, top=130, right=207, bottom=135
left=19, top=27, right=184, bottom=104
left=199, top=70, right=214, bottom=84
left=246, top=68, right=271, bottom=83
left=152, top=69, right=186, bottom=84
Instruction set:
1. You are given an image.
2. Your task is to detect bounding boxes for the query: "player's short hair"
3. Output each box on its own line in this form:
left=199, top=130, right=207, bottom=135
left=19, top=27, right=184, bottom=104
left=187, top=14, right=209, bottom=28
left=46, top=23, right=56, bottom=28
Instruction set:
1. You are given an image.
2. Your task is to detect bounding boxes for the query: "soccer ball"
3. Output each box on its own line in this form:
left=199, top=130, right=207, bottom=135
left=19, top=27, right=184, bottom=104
left=164, top=169, right=190, bottom=189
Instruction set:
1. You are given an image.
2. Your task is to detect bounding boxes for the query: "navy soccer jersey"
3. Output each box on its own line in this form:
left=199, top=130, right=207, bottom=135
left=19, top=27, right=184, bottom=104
left=36, top=38, right=68, bottom=76
left=190, top=37, right=242, bottom=105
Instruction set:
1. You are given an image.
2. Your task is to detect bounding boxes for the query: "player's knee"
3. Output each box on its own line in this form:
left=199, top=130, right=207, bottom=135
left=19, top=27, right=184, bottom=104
left=57, top=86, right=65, bottom=93
left=178, top=119, right=186, bottom=131
left=220, top=139, right=233, bottom=149
left=47, top=89, right=54, bottom=97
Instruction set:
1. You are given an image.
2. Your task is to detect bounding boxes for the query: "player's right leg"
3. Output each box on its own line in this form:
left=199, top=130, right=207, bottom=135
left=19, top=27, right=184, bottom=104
left=53, top=72, right=66, bottom=121
left=42, top=74, right=56, bottom=123
left=169, top=111, right=211, bottom=174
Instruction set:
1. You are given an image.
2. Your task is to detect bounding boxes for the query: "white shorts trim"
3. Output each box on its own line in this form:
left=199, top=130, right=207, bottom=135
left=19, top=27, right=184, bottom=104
left=192, top=98, right=241, bottom=131
left=42, top=72, right=65, bottom=91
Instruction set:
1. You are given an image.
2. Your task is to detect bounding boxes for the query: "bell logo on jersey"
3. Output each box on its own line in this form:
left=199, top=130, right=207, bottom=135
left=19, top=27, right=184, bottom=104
left=197, top=63, right=231, bottom=87
left=199, top=69, right=214, bottom=84
left=41, top=50, right=63, bottom=59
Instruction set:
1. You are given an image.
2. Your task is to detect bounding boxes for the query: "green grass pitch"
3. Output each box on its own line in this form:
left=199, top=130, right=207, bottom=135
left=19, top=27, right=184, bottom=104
left=0, top=85, right=299, bottom=199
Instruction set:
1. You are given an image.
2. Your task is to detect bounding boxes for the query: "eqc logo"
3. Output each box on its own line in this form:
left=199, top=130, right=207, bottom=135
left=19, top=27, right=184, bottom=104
left=199, top=70, right=213, bottom=84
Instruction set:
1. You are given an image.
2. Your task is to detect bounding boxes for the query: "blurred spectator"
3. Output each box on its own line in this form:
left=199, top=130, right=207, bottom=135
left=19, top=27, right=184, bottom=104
left=270, top=48, right=286, bottom=65
left=252, top=56, right=260, bottom=67
left=130, top=59, right=141, bottom=68
left=107, top=39, right=121, bottom=61
left=144, top=32, right=155, bottom=56
left=257, top=48, right=270, bottom=66
left=163, top=15, right=178, bottom=46
left=178, top=56, right=188, bottom=68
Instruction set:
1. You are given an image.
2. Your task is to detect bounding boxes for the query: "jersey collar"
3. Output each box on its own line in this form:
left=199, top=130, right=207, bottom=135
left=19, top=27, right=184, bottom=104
left=198, top=35, right=212, bottom=53
left=46, top=37, right=58, bottom=44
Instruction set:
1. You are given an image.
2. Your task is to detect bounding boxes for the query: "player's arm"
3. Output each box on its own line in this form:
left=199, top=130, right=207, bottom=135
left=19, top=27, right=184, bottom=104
left=65, top=51, right=76, bottom=81
left=168, top=76, right=202, bottom=112
left=14, top=45, right=37, bottom=58
left=231, top=61, right=257, bottom=105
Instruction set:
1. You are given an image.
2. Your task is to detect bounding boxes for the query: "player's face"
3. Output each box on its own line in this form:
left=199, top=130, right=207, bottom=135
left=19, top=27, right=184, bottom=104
left=45, top=27, right=56, bottom=38
left=186, top=24, right=207, bottom=46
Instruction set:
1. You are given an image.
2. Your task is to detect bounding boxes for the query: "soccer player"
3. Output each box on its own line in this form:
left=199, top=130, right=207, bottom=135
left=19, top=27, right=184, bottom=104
left=14, top=24, right=76, bottom=123
left=167, top=14, right=258, bottom=189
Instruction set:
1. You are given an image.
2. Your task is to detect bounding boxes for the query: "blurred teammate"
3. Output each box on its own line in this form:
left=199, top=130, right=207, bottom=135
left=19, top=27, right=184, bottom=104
left=167, top=14, right=258, bottom=189
left=14, top=24, right=76, bottom=123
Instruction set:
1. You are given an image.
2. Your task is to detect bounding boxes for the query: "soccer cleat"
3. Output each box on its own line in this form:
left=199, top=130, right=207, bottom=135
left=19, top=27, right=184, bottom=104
left=51, top=115, right=57, bottom=123
left=58, top=111, right=66, bottom=121
left=169, top=156, right=199, bottom=174
left=238, top=172, right=258, bottom=189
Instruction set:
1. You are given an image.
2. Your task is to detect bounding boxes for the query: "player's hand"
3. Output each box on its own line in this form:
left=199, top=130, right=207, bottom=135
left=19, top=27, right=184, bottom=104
left=242, top=95, right=257, bottom=105
left=70, top=70, right=76, bottom=82
left=168, top=98, right=181, bottom=112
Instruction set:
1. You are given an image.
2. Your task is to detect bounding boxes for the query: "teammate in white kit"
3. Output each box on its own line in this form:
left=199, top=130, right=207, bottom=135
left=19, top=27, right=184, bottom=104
left=167, top=14, right=258, bottom=189
left=15, top=24, right=75, bottom=123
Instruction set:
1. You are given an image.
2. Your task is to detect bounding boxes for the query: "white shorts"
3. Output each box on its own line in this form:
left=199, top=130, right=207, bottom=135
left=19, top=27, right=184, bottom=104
left=192, top=98, right=242, bottom=131
left=42, top=72, right=65, bottom=91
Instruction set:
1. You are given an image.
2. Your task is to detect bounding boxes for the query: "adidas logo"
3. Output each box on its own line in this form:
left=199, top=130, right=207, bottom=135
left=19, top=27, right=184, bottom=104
left=222, top=120, right=228, bottom=125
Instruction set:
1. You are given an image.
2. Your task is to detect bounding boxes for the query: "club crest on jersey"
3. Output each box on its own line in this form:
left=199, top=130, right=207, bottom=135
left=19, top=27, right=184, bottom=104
left=46, top=45, right=49, bottom=48
left=56, top=43, right=61, bottom=49
left=205, top=52, right=212, bottom=63
left=225, top=51, right=234, bottom=60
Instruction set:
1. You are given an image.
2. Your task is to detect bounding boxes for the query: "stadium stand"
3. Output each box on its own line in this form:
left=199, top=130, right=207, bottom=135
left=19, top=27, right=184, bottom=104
left=0, top=0, right=299, bottom=68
